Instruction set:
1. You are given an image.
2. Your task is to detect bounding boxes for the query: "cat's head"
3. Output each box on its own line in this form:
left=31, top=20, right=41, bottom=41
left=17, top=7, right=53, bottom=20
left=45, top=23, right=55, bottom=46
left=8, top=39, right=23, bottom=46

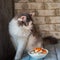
left=17, top=13, right=35, bottom=30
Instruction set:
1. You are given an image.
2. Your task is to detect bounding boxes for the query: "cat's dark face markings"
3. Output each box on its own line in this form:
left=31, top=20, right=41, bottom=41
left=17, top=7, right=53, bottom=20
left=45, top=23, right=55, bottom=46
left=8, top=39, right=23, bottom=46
left=20, top=13, right=33, bottom=22
left=17, top=13, right=33, bottom=30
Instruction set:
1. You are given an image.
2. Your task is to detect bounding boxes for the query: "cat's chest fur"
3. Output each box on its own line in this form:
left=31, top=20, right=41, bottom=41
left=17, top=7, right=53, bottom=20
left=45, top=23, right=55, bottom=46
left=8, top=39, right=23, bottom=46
left=9, top=19, right=31, bottom=37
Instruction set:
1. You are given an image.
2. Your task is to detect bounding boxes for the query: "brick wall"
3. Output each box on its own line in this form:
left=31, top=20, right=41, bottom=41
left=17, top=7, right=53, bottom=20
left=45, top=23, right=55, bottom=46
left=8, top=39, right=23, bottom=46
left=14, top=0, right=60, bottom=38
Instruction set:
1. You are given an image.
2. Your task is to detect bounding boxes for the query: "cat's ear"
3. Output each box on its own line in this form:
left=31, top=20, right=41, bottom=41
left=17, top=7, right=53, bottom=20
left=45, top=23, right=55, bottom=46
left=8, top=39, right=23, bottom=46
left=29, top=12, right=35, bottom=16
left=18, top=16, right=26, bottom=21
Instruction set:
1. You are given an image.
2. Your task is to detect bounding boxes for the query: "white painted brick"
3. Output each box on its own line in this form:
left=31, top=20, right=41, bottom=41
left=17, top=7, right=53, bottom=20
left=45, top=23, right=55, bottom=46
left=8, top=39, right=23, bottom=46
left=15, top=3, right=22, bottom=9
left=55, top=24, right=60, bottom=31
left=39, top=24, right=50, bottom=31
left=15, top=0, right=60, bottom=3
left=33, top=17, right=45, bottom=24
left=28, top=3, right=42, bottom=9
left=15, top=3, right=43, bottom=9
left=39, top=24, right=56, bottom=31
left=15, top=3, right=60, bottom=10
left=50, top=17, right=60, bottom=23
left=35, top=0, right=43, bottom=2
left=46, top=3, right=60, bottom=9
left=15, top=10, right=55, bottom=16
left=41, top=31, right=52, bottom=37
left=55, top=9, right=60, bottom=16
left=43, top=0, right=53, bottom=2
left=18, top=0, right=28, bottom=2
left=45, top=17, right=51, bottom=24
left=36, top=0, right=53, bottom=2
left=49, top=24, right=56, bottom=31
left=53, top=0, right=60, bottom=2
left=36, top=0, right=60, bottom=2
left=14, top=9, right=29, bottom=15
left=49, top=32, right=60, bottom=38
left=38, top=10, right=55, bottom=16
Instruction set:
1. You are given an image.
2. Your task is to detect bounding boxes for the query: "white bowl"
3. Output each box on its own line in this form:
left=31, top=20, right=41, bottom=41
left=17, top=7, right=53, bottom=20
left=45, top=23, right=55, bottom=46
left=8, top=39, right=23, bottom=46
left=28, top=49, right=48, bottom=59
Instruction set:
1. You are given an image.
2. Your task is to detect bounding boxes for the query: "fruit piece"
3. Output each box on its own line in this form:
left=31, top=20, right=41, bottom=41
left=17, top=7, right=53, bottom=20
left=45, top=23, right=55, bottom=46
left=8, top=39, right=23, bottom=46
left=42, top=49, right=47, bottom=54
left=31, top=48, right=47, bottom=54
left=33, top=48, right=43, bottom=52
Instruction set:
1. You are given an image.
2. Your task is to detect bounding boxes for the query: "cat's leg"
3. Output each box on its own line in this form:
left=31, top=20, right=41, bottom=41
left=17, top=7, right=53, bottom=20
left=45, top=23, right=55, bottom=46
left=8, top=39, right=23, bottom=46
left=26, top=35, right=43, bottom=51
left=10, top=37, right=18, bottom=50
left=37, top=40, right=43, bottom=48
left=14, top=38, right=27, bottom=60
left=38, top=38, right=43, bottom=48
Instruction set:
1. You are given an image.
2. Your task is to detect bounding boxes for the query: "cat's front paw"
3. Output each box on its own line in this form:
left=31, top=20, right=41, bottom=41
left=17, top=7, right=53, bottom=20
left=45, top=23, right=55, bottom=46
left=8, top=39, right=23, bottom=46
left=14, top=58, right=21, bottom=60
left=14, top=56, right=21, bottom=60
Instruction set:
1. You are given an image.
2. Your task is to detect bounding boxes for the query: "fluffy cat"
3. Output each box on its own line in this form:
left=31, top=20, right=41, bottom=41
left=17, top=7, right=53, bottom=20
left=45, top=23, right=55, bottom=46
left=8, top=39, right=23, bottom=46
left=9, top=13, right=43, bottom=60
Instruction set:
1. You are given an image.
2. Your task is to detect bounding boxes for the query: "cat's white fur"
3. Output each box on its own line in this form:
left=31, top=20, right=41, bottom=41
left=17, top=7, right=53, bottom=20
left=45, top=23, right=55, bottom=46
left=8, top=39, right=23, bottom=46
left=9, top=18, right=42, bottom=60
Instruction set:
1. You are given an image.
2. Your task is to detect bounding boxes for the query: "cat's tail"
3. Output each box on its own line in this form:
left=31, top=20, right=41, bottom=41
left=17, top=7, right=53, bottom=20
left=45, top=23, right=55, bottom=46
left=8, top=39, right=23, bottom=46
left=43, top=36, right=58, bottom=44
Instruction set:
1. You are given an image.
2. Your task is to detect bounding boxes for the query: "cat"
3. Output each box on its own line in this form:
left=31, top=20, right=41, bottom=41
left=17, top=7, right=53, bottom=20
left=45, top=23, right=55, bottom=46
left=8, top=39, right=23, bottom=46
left=9, top=13, right=43, bottom=60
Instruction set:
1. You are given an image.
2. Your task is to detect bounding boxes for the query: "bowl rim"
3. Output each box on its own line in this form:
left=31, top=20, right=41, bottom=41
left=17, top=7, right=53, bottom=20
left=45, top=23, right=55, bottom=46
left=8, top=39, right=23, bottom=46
left=28, top=48, right=48, bottom=55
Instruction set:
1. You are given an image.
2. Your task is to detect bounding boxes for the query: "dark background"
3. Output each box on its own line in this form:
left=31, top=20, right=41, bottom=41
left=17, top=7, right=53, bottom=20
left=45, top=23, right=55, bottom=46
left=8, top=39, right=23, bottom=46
left=0, top=0, right=15, bottom=60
